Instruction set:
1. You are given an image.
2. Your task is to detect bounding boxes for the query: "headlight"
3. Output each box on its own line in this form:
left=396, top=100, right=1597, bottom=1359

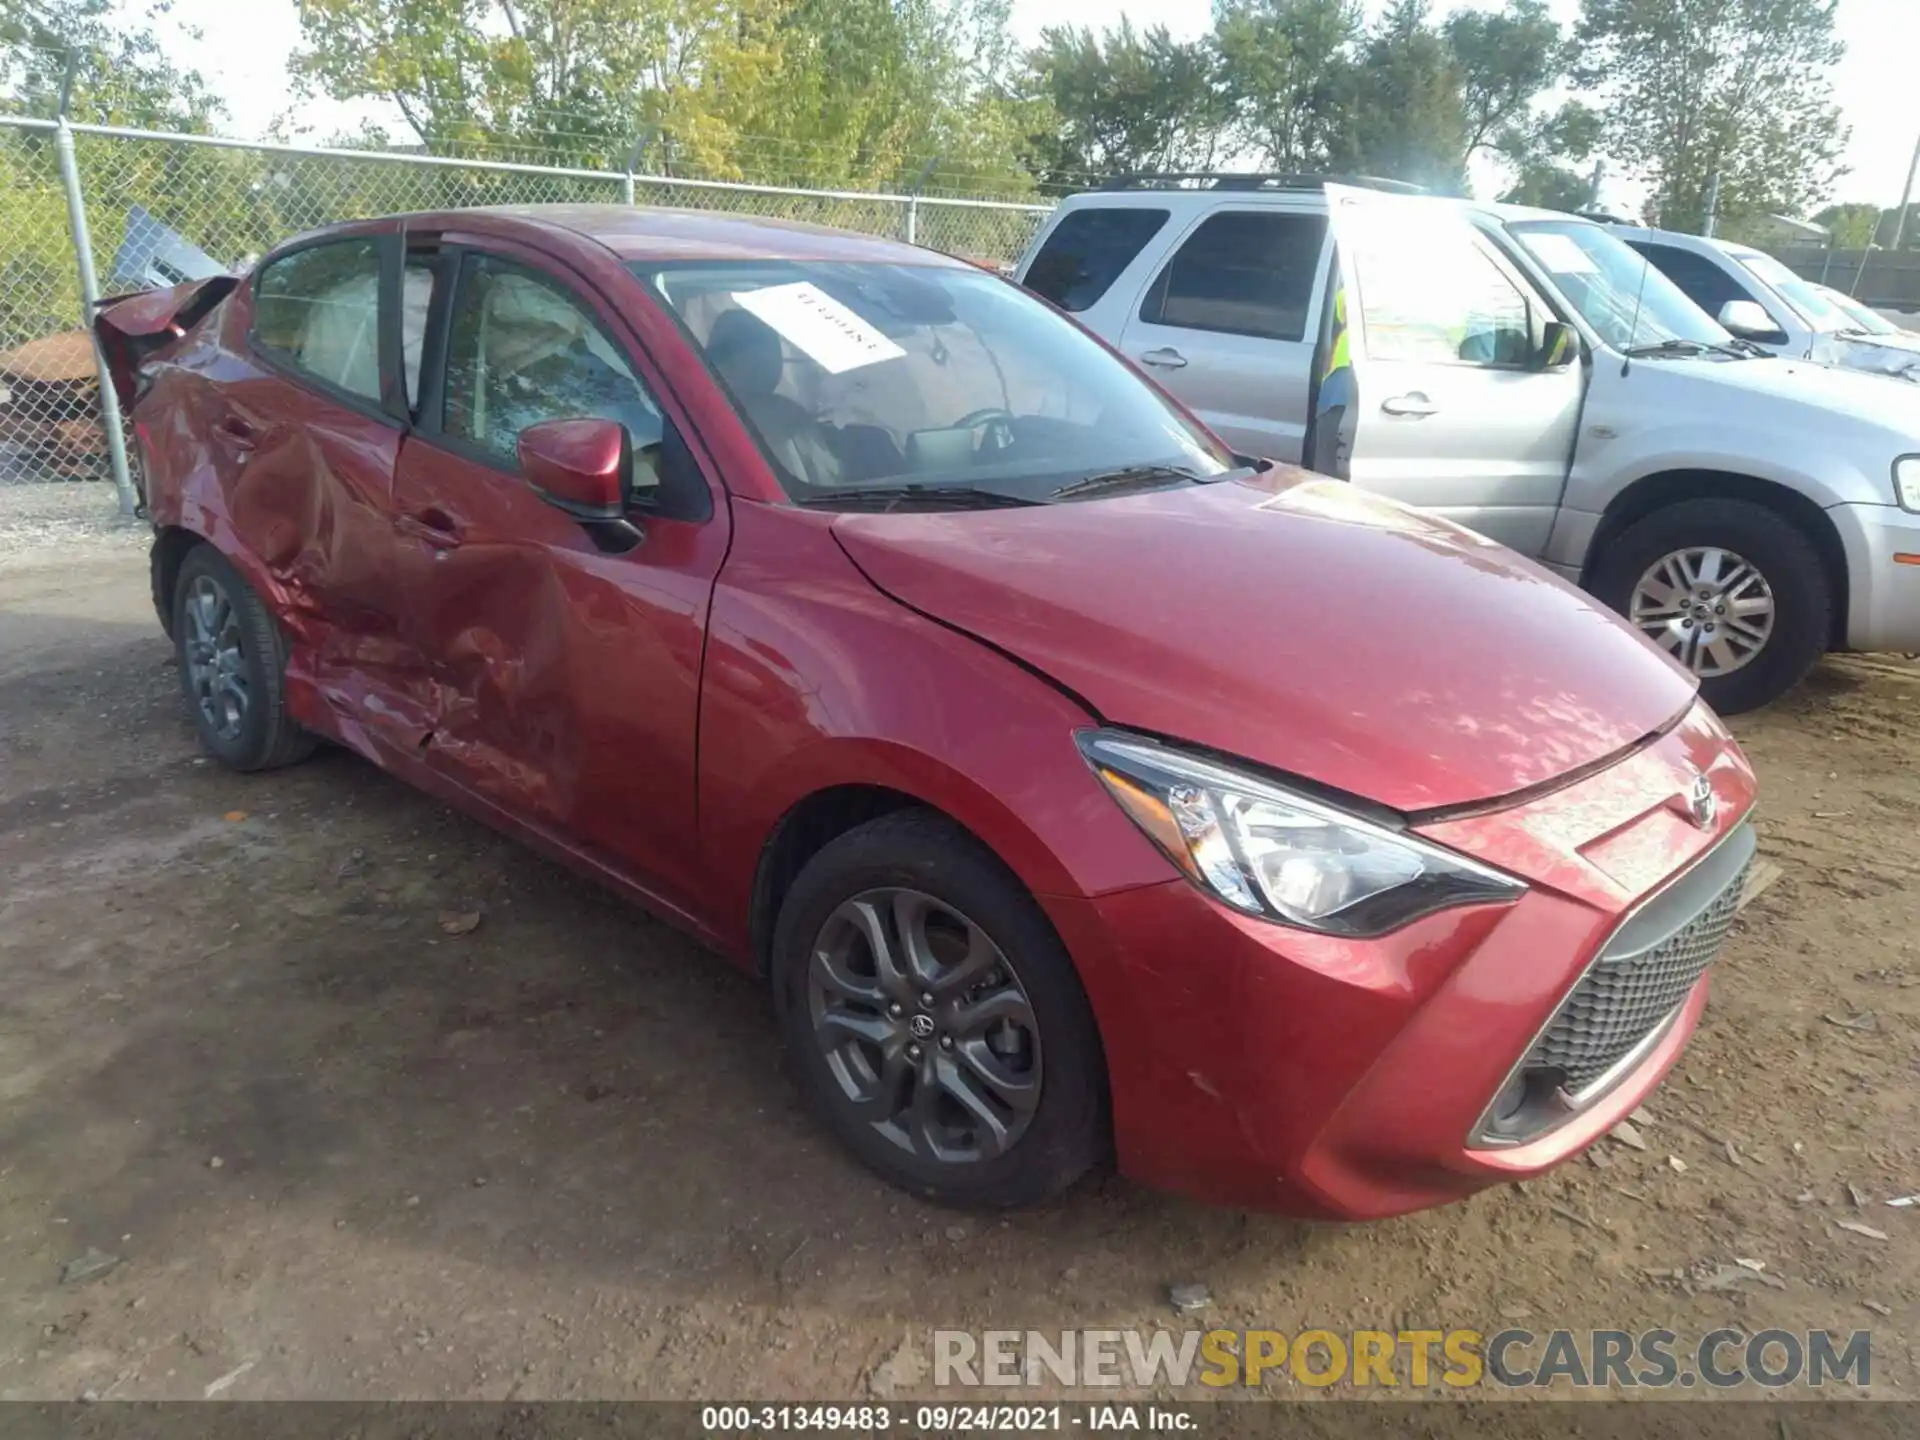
left=1895, top=456, right=1920, bottom=512
left=1078, top=731, right=1526, bottom=937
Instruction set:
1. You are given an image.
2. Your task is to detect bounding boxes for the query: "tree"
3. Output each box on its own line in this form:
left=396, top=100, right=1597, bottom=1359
left=1341, top=0, right=1465, bottom=192
left=1018, top=20, right=1225, bottom=187
left=290, top=0, right=1036, bottom=193
left=1497, top=99, right=1603, bottom=209
left=1, top=0, right=222, bottom=129
left=1442, top=0, right=1564, bottom=164
left=1211, top=0, right=1359, bottom=173
left=1573, top=0, right=1848, bottom=233
left=1809, top=202, right=1879, bottom=249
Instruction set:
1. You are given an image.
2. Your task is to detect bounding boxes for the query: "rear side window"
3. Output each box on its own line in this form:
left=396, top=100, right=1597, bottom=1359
left=1628, top=243, right=1754, bottom=321
left=1140, top=210, right=1328, bottom=342
left=1023, top=207, right=1169, bottom=312
left=251, top=239, right=385, bottom=401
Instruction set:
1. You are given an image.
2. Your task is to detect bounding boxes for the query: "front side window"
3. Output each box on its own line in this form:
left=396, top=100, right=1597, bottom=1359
left=1737, top=251, right=1854, bottom=334
left=636, top=259, right=1235, bottom=504
left=251, top=239, right=384, bottom=401
left=443, top=254, right=665, bottom=492
left=1140, top=210, right=1327, bottom=342
left=1628, top=243, right=1755, bottom=323
left=1507, top=220, right=1732, bottom=352
left=1023, top=207, right=1168, bottom=312
left=1347, top=226, right=1533, bottom=367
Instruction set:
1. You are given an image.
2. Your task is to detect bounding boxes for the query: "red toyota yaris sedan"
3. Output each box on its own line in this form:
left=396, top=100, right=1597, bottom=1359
left=98, top=207, right=1757, bottom=1218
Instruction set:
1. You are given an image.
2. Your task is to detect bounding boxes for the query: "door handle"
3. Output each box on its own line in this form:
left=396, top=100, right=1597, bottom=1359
left=214, top=415, right=260, bottom=449
left=397, top=510, right=463, bottom=552
left=1139, top=347, right=1188, bottom=369
left=1380, top=392, right=1439, bottom=418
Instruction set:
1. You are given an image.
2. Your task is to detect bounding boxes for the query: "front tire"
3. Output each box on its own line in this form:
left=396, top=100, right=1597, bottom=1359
left=771, top=810, right=1105, bottom=1209
left=172, top=544, right=316, bottom=771
left=1590, top=498, right=1831, bottom=714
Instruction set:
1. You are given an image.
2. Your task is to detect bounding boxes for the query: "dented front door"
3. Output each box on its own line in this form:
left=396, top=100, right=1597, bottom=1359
left=387, top=237, right=730, bottom=912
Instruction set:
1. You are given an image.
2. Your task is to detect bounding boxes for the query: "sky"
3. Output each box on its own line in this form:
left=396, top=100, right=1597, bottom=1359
left=137, top=0, right=1914, bottom=210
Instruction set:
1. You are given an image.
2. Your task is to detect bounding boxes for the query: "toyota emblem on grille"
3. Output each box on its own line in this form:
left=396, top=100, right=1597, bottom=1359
left=1686, top=772, right=1717, bottom=830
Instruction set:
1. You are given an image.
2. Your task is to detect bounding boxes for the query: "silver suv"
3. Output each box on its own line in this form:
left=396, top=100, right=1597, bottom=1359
left=1608, top=224, right=1920, bottom=384
left=1015, top=177, right=1920, bottom=712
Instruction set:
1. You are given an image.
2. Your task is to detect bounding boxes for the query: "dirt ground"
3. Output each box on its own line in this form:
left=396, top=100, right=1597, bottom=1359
left=0, top=490, right=1915, bottom=1405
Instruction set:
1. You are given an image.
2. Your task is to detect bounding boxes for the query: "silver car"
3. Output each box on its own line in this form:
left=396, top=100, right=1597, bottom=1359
left=1016, top=178, right=1920, bottom=712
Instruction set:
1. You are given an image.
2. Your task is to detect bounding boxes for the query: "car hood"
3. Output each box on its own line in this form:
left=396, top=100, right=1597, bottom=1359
left=1815, top=332, right=1920, bottom=382
left=1659, top=349, right=1920, bottom=426
left=832, top=472, right=1697, bottom=813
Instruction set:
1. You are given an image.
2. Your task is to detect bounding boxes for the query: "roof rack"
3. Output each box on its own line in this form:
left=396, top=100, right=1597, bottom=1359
left=1576, top=210, right=1635, bottom=226
left=1096, top=172, right=1428, bottom=196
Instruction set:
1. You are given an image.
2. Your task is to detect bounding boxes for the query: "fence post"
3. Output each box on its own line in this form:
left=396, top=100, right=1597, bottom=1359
left=903, top=156, right=941, bottom=246
left=53, top=114, right=138, bottom=516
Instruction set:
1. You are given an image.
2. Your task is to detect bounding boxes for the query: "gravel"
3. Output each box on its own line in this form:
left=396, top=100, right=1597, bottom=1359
left=0, top=482, right=146, bottom=562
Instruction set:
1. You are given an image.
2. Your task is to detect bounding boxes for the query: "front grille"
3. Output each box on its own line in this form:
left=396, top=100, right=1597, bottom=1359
left=1471, top=821, right=1757, bottom=1147
left=1532, top=854, right=1750, bottom=1093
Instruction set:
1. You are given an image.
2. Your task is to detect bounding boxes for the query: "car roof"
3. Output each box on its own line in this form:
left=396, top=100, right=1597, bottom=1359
left=1044, top=185, right=1586, bottom=230
left=283, top=204, right=973, bottom=269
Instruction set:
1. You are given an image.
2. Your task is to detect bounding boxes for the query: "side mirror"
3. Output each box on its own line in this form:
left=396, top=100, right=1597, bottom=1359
left=518, top=417, right=642, bottom=551
left=1537, top=320, right=1579, bottom=369
left=1717, top=299, right=1785, bottom=343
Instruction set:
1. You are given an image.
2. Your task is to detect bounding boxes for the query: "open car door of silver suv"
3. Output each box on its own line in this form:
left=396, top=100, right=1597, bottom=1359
left=1319, top=186, right=1587, bottom=558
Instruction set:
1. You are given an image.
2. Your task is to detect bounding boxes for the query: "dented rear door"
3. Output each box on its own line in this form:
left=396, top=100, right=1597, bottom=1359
left=193, top=228, right=432, bottom=752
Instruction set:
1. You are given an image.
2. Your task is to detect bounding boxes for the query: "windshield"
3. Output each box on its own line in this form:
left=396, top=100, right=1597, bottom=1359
left=1506, top=220, right=1732, bottom=352
left=1736, top=251, right=1853, bottom=333
left=631, top=259, right=1235, bottom=505
left=1814, top=283, right=1900, bottom=336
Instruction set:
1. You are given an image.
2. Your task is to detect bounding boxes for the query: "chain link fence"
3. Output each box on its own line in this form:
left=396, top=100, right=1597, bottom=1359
left=0, top=116, right=1054, bottom=506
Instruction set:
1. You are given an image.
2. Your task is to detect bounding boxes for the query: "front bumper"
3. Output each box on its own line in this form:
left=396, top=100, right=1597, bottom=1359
left=1831, top=501, right=1920, bottom=652
left=1044, top=703, right=1758, bottom=1219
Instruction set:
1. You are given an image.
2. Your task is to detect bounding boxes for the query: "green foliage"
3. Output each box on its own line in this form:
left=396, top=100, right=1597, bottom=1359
left=1, top=0, right=223, bottom=129
left=1017, top=20, right=1226, bottom=188
left=1810, top=201, right=1880, bottom=249
left=1442, top=0, right=1564, bottom=161
left=290, top=0, right=1038, bottom=196
left=1573, top=0, right=1847, bottom=233
left=1212, top=0, right=1361, bottom=173
left=1340, top=0, right=1467, bottom=193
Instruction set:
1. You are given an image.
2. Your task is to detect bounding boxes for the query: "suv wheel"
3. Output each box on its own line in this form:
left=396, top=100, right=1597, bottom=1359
left=771, top=810, right=1105, bottom=1209
left=172, top=544, right=317, bottom=771
left=1591, top=498, right=1831, bottom=714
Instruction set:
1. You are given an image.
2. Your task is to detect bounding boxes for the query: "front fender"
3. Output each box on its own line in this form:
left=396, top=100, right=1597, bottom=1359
left=693, top=503, right=1176, bottom=963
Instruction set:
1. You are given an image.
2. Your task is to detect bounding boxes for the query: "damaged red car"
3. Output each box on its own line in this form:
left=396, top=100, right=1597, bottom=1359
left=98, top=207, right=1759, bottom=1217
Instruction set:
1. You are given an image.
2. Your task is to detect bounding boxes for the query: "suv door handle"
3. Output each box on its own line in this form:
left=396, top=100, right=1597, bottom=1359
left=1380, top=392, right=1439, bottom=417
left=397, top=510, right=463, bottom=552
left=1139, top=347, right=1188, bottom=369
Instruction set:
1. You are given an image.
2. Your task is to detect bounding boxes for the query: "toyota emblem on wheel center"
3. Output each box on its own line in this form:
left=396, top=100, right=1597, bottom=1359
left=1687, top=772, right=1717, bottom=830
left=909, top=1014, right=937, bottom=1040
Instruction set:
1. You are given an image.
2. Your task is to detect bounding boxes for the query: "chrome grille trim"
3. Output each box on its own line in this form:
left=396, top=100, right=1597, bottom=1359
left=1469, top=819, right=1757, bottom=1148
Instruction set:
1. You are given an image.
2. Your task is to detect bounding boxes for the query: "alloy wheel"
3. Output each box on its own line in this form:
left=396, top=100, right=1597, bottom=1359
left=1628, top=546, right=1776, bottom=678
left=806, top=887, right=1041, bottom=1164
left=182, top=573, right=250, bottom=742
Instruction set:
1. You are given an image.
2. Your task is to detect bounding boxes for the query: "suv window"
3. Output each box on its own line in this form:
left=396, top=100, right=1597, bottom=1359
left=1024, top=207, right=1169, bottom=312
left=1628, top=242, right=1755, bottom=322
left=442, top=253, right=666, bottom=496
left=1350, top=226, right=1532, bottom=366
left=251, top=239, right=385, bottom=401
left=1140, top=210, right=1328, bottom=343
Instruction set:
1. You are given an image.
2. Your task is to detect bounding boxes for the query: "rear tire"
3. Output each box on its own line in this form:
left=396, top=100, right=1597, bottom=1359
left=1590, top=498, right=1831, bottom=714
left=172, top=544, right=316, bottom=771
left=771, top=810, right=1105, bottom=1209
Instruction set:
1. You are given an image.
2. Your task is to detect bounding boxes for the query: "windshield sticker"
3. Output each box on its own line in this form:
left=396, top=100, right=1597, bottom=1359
left=1520, top=232, right=1599, bottom=274
left=731, top=282, right=907, bottom=374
